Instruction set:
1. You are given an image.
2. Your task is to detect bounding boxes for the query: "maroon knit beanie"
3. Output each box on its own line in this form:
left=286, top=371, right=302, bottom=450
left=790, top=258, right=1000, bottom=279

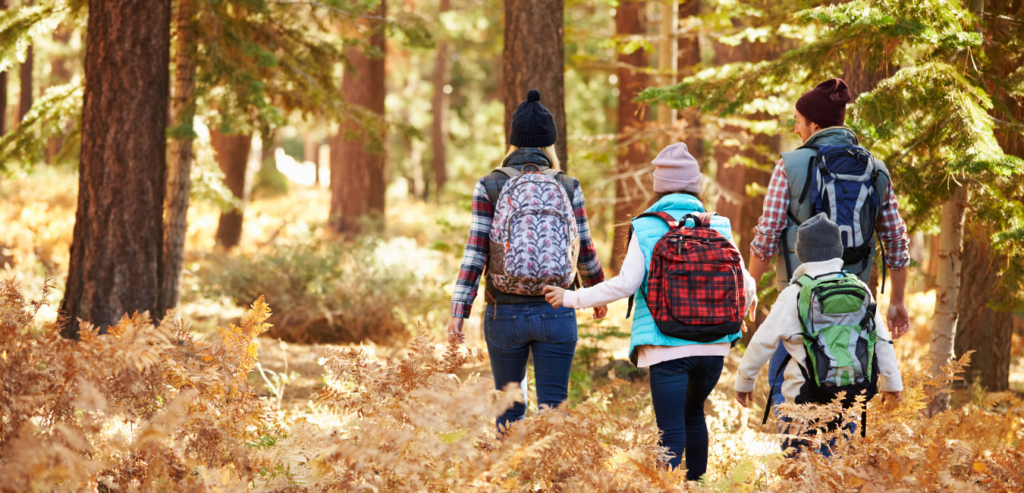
left=795, top=79, right=852, bottom=129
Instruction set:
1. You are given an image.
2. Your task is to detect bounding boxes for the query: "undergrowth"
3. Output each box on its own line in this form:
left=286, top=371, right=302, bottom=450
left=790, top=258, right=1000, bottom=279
left=0, top=280, right=1022, bottom=491
left=196, top=236, right=449, bottom=344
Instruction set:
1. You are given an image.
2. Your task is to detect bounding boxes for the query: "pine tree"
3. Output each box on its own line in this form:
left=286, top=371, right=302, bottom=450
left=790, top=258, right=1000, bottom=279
left=429, top=0, right=451, bottom=199
left=61, top=0, right=172, bottom=337
left=330, top=0, right=388, bottom=236
left=503, top=0, right=568, bottom=169
left=640, top=0, right=1024, bottom=400
left=611, top=0, right=651, bottom=270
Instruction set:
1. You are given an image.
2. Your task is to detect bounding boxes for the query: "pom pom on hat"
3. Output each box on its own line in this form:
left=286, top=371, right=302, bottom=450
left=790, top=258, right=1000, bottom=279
left=510, top=89, right=557, bottom=148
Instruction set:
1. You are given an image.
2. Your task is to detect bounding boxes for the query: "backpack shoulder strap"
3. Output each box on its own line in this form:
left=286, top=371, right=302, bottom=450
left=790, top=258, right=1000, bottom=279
left=683, top=212, right=716, bottom=228
left=762, top=353, right=792, bottom=425
left=635, top=211, right=679, bottom=230
left=542, top=168, right=563, bottom=177
left=492, top=167, right=520, bottom=178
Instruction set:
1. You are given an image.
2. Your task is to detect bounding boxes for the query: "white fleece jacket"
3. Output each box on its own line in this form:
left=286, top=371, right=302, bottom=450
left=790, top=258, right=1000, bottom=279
left=735, top=258, right=903, bottom=403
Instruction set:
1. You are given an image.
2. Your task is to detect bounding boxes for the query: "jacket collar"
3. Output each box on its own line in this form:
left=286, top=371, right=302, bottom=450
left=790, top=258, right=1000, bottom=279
left=502, top=147, right=552, bottom=170
left=648, top=193, right=706, bottom=213
left=802, top=126, right=860, bottom=148
left=791, top=258, right=847, bottom=281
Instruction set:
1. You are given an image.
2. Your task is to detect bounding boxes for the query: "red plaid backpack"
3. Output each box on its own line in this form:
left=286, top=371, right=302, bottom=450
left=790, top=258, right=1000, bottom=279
left=627, top=211, right=746, bottom=342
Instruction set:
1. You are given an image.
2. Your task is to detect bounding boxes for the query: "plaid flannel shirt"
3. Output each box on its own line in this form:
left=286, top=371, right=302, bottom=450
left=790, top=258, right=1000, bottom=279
left=451, top=178, right=605, bottom=318
left=750, top=158, right=910, bottom=270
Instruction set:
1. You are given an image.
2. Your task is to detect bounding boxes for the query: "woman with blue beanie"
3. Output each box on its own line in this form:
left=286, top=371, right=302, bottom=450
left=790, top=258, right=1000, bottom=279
left=544, top=142, right=756, bottom=480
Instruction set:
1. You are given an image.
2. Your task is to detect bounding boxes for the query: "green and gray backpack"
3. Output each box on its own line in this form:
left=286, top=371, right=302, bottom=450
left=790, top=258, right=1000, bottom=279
left=762, top=271, right=888, bottom=435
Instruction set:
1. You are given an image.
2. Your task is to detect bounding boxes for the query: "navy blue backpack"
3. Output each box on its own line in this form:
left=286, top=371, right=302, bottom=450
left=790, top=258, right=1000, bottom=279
left=797, top=144, right=889, bottom=280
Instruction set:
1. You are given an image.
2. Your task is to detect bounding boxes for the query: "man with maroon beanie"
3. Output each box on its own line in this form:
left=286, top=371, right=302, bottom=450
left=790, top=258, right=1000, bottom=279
left=746, top=79, right=911, bottom=430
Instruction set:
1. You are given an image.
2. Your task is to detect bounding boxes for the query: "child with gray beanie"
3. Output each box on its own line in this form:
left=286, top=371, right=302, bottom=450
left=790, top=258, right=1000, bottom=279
left=733, top=213, right=903, bottom=454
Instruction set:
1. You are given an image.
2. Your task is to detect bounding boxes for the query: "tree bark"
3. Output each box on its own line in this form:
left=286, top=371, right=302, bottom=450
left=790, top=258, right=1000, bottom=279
left=714, top=35, right=781, bottom=346
left=677, top=0, right=702, bottom=162
left=927, top=185, right=966, bottom=416
left=46, top=26, right=74, bottom=161
left=17, top=0, right=33, bottom=123
left=429, top=0, right=450, bottom=198
left=61, top=0, right=171, bottom=337
left=330, top=0, right=387, bottom=236
left=212, top=130, right=254, bottom=249
left=0, top=0, right=6, bottom=136
left=503, top=0, right=567, bottom=170
left=18, top=43, right=32, bottom=122
left=610, top=0, right=650, bottom=270
left=160, top=0, right=198, bottom=317
left=655, top=0, right=677, bottom=141
left=953, top=222, right=1013, bottom=391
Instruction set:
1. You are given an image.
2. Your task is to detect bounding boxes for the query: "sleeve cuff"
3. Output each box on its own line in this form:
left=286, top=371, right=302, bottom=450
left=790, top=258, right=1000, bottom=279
left=563, top=290, right=582, bottom=309
left=735, top=375, right=756, bottom=393
left=878, top=375, right=904, bottom=393
left=451, top=304, right=472, bottom=319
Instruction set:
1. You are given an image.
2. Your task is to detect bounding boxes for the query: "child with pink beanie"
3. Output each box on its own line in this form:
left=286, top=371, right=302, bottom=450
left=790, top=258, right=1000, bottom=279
left=544, top=142, right=756, bottom=480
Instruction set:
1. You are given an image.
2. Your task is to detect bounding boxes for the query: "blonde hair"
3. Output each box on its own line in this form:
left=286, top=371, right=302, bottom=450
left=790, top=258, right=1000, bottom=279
left=505, top=145, right=560, bottom=170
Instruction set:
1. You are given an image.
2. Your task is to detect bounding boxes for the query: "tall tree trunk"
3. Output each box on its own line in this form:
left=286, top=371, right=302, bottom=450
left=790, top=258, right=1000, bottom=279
left=503, top=0, right=567, bottom=170
left=953, top=222, right=1013, bottom=392
left=429, top=0, right=450, bottom=199
left=330, top=0, right=387, bottom=236
left=677, top=0, right=701, bottom=164
left=0, top=1, right=6, bottom=136
left=46, top=26, right=74, bottom=161
left=610, top=0, right=650, bottom=270
left=160, top=0, right=198, bottom=317
left=655, top=0, right=677, bottom=144
left=952, top=0, right=1024, bottom=394
left=213, top=130, right=254, bottom=248
left=61, top=0, right=171, bottom=337
left=714, top=35, right=780, bottom=346
left=927, top=185, right=966, bottom=416
left=18, top=43, right=32, bottom=122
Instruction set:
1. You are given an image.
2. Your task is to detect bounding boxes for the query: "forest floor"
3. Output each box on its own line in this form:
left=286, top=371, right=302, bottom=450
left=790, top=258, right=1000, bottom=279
left=4, top=168, right=1024, bottom=490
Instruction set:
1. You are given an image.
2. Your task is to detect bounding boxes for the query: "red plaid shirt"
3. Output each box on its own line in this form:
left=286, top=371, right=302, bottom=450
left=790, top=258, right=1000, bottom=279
left=750, top=158, right=910, bottom=270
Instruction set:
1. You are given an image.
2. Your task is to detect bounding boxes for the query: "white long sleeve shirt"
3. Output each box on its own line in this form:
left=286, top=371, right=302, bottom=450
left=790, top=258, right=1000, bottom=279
left=565, top=234, right=757, bottom=367
left=734, top=258, right=903, bottom=402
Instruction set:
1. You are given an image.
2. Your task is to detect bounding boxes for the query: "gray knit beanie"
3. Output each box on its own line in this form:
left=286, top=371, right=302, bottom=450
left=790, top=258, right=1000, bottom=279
left=796, top=213, right=844, bottom=263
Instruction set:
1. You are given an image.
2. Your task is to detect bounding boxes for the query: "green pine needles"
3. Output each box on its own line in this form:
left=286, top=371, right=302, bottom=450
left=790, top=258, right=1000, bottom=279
left=640, top=0, right=1024, bottom=309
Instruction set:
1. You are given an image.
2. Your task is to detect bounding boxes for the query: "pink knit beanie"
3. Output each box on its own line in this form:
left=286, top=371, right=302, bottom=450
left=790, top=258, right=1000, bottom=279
left=652, top=142, right=702, bottom=194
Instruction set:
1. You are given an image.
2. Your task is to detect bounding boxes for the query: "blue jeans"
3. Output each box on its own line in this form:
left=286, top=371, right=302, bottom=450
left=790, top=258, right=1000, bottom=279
left=649, top=355, right=724, bottom=481
left=767, top=345, right=852, bottom=457
left=484, top=303, right=577, bottom=434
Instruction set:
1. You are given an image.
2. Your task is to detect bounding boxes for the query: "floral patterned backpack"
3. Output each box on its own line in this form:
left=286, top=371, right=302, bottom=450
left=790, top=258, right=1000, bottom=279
left=487, top=164, right=580, bottom=296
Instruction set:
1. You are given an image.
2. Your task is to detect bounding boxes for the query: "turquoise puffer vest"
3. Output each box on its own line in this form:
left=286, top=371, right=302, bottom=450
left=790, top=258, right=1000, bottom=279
left=628, top=194, right=741, bottom=365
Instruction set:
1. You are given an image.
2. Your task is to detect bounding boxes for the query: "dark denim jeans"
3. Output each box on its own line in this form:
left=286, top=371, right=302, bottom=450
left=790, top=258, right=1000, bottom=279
left=649, top=355, right=724, bottom=481
left=767, top=345, right=853, bottom=457
left=484, top=303, right=577, bottom=434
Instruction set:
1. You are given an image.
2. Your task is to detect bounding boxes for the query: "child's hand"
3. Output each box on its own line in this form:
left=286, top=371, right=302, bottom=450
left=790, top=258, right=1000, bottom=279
left=542, top=285, right=566, bottom=308
left=593, top=306, right=607, bottom=319
left=881, top=391, right=902, bottom=404
left=735, top=391, right=752, bottom=408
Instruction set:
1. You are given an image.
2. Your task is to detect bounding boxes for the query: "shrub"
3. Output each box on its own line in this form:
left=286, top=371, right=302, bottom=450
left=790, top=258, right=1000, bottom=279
left=196, top=236, right=449, bottom=344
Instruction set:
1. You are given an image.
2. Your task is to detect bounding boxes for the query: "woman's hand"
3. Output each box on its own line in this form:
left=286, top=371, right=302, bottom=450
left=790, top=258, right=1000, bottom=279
left=735, top=391, right=752, bottom=408
left=593, top=306, right=608, bottom=319
left=542, top=285, right=566, bottom=308
left=447, top=317, right=465, bottom=345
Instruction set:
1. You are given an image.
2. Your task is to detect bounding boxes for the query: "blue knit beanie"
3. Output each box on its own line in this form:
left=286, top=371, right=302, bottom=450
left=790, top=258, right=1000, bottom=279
left=509, top=89, right=557, bottom=148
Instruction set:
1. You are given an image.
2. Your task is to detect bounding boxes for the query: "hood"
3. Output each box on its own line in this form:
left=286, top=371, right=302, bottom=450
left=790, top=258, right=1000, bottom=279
left=802, top=127, right=860, bottom=148
left=501, top=147, right=552, bottom=170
